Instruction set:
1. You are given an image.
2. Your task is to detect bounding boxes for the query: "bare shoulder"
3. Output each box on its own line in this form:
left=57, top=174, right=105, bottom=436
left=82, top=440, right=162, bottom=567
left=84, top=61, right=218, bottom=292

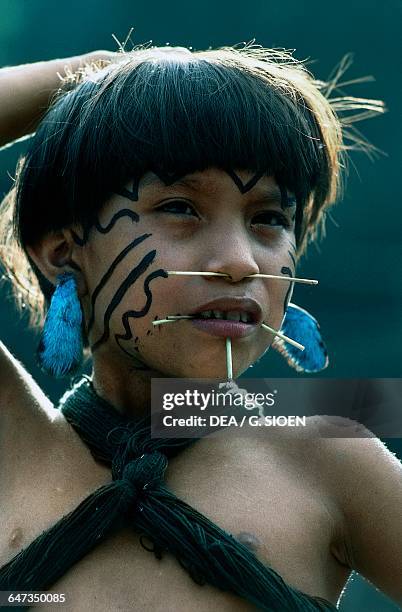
left=287, top=414, right=386, bottom=490
left=254, top=413, right=373, bottom=447
left=300, top=415, right=402, bottom=602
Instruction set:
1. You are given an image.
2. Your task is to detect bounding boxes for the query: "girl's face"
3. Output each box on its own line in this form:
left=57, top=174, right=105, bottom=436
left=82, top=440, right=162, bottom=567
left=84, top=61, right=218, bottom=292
left=74, top=167, right=297, bottom=379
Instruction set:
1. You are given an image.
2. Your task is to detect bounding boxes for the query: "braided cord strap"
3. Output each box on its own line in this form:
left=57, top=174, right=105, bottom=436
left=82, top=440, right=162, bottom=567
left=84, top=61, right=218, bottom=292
left=0, top=377, right=337, bottom=611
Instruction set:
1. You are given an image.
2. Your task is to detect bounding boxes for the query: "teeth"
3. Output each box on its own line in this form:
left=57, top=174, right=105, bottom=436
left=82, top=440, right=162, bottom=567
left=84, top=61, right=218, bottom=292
left=213, top=310, right=224, bottom=319
left=197, top=310, right=252, bottom=322
left=226, top=311, right=241, bottom=321
left=200, top=310, right=213, bottom=318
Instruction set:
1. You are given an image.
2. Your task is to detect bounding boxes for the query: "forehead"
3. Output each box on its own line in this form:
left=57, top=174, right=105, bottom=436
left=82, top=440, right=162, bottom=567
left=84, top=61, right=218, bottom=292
left=133, top=168, right=296, bottom=210
left=139, top=168, right=282, bottom=195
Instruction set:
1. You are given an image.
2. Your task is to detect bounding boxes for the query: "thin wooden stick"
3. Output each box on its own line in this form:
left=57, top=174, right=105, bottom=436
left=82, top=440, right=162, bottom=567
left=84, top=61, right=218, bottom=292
left=261, top=323, right=305, bottom=351
left=226, top=337, right=233, bottom=380
left=245, top=273, right=318, bottom=285
left=166, top=271, right=317, bottom=285
left=153, top=316, right=304, bottom=353
left=152, top=318, right=179, bottom=326
left=153, top=318, right=235, bottom=378
left=167, top=271, right=229, bottom=277
left=153, top=315, right=194, bottom=326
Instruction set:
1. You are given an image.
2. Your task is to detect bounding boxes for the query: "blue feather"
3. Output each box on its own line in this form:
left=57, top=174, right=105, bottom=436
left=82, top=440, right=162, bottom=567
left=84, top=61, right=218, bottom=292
left=37, top=273, right=83, bottom=378
left=272, top=303, right=329, bottom=373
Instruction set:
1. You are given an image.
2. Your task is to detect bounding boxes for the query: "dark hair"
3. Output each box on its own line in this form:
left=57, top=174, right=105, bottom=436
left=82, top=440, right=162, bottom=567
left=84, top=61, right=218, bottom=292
left=0, top=45, right=384, bottom=326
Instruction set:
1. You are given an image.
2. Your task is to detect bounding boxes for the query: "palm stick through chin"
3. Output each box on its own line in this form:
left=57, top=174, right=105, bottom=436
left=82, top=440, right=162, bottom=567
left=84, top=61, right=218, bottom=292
left=225, top=337, right=233, bottom=380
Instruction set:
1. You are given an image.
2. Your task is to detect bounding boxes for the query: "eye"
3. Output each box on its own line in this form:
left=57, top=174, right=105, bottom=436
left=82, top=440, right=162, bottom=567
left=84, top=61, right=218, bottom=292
left=156, top=200, right=198, bottom=217
left=251, top=211, right=291, bottom=229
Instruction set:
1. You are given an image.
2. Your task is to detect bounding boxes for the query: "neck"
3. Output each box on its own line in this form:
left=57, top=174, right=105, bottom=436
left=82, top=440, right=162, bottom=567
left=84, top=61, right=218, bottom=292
left=91, top=354, right=162, bottom=420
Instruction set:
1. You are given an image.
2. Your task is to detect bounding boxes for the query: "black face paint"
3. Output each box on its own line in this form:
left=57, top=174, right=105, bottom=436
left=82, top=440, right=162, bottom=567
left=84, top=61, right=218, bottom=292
left=73, top=170, right=299, bottom=368
left=287, top=250, right=296, bottom=269
left=225, top=171, right=298, bottom=236
left=86, top=233, right=152, bottom=335
left=71, top=209, right=140, bottom=247
left=114, top=268, right=168, bottom=360
left=91, top=249, right=165, bottom=352
left=281, top=265, right=295, bottom=312
left=155, top=170, right=187, bottom=186
left=115, top=186, right=139, bottom=202
left=116, top=171, right=188, bottom=204
left=225, top=169, right=266, bottom=194
left=222, top=172, right=297, bottom=315
left=69, top=184, right=169, bottom=368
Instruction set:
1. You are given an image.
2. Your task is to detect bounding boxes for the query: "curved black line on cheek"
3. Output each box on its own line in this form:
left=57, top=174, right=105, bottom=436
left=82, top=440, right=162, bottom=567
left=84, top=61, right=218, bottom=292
left=281, top=266, right=294, bottom=312
left=91, top=250, right=158, bottom=352
left=86, top=233, right=153, bottom=335
left=225, top=169, right=265, bottom=193
left=114, top=268, right=168, bottom=360
left=95, top=209, right=140, bottom=234
left=288, top=250, right=296, bottom=269
left=71, top=209, right=140, bottom=247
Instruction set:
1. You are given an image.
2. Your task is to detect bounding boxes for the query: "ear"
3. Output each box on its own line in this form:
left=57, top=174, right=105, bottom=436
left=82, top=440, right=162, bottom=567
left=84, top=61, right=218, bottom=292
left=26, top=228, right=88, bottom=298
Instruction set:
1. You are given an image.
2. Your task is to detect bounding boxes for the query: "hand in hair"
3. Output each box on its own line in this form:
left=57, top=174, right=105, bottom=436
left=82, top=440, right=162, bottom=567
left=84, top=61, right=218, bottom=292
left=0, top=50, right=118, bottom=149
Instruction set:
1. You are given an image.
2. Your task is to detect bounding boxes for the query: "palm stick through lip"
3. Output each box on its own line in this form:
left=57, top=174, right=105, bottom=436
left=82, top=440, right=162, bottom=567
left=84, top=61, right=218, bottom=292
left=261, top=323, right=304, bottom=351
left=153, top=315, right=234, bottom=378
left=153, top=316, right=305, bottom=351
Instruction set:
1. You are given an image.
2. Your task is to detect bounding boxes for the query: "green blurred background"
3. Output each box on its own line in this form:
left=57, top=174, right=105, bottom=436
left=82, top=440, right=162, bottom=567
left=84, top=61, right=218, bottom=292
left=0, top=0, right=401, bottom=609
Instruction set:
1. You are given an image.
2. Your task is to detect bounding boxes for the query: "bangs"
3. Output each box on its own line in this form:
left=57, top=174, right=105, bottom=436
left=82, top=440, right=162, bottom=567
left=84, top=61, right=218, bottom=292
left=3, top=45, right=385, bottom=326
left=109, top=57, right=325, bottom=195
left=15, top=52, right=328, bottom=248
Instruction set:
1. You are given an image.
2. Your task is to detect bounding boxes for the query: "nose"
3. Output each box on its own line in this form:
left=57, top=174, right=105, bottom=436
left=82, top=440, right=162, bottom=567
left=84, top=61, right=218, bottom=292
left=201, top=223, right=260, bottom=283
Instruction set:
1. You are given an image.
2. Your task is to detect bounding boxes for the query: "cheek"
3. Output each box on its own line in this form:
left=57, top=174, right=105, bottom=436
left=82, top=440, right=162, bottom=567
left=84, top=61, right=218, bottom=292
left=257, top=244, right=296, bottom=316
left=82, top=232, right=169, bottom=351
left=82, top=213, right=296, bottom=370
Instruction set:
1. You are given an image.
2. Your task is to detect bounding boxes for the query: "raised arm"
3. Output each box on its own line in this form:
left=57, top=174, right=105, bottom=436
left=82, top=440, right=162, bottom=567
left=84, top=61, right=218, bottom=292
left=0, top=51, right=118, bottom=457
left=324, top=430, right=402, bottom=604
left=0, top=50, right=117, bottom=148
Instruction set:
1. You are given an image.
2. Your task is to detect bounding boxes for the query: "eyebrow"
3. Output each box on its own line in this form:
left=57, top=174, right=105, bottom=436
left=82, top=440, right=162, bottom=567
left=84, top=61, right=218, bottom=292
left=139, top=174, right=297, bottom=208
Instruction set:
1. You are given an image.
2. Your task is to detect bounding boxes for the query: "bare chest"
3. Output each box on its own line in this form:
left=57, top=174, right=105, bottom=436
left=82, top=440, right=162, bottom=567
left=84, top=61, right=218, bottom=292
left=0, top=423, right=348, bottom=611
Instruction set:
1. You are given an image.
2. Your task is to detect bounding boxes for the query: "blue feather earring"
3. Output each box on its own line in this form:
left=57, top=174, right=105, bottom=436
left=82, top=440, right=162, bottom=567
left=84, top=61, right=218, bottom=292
left=37, top=272, right=84, bottom=378
left=272, top=303, right=329, bottom=373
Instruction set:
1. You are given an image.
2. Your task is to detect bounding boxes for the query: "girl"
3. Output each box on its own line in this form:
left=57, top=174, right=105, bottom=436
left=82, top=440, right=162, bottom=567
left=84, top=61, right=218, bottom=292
left=0, top=44, right=400, bottom=611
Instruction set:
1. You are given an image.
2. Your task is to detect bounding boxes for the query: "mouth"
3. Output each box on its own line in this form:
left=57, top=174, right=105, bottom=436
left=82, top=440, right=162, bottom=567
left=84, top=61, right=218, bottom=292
left=187, top=297, right=263, bottom=338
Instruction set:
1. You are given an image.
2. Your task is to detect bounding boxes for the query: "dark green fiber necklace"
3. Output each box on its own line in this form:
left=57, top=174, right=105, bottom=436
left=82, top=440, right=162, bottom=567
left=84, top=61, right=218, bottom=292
left=0, top=376, right=336, bottom=611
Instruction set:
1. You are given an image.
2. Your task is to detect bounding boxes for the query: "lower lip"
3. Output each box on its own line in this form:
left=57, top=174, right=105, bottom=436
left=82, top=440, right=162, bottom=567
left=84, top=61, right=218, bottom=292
left=190, top=318, right=257, bottom=338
